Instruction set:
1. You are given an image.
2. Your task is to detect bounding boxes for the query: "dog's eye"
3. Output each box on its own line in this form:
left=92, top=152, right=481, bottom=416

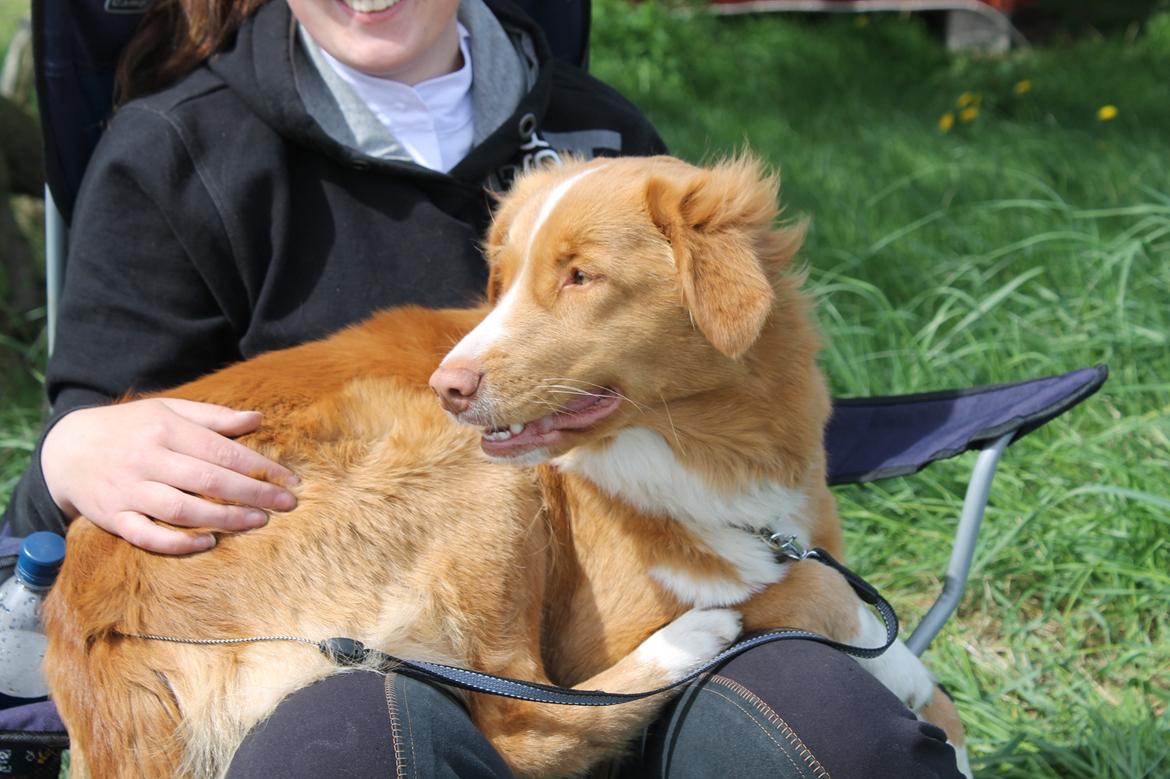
left=567, top=268, right=589, bottom=286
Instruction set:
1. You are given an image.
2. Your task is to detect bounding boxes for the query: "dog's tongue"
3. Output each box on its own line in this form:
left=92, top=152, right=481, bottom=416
left=481, top=390, right=622, bottom=457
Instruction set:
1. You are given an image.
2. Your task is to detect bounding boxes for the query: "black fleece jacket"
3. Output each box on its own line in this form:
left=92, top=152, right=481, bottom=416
left=2, top=0, right=665, bottom=536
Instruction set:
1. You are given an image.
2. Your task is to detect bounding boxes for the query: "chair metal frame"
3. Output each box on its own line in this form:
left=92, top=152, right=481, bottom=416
left=44, top=188, right=69, bottom=355
left=906, top=433, right=1010, bottom=655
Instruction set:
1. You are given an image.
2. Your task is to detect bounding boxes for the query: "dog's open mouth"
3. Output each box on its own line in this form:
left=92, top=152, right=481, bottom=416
left=480, top=389, right=622, bottom=458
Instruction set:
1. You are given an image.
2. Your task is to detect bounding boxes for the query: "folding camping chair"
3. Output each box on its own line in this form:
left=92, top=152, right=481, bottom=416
left=0, top=0, right=1107, bottom=755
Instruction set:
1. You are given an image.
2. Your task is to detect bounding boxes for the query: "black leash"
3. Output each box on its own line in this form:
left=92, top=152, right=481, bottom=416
left=126, top=536, right=898, bottom=707
left=319, top=538, right=898, bottom=706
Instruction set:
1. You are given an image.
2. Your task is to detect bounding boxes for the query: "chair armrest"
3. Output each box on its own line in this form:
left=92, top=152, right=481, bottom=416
left=826, top=365, right=1109, bottom=486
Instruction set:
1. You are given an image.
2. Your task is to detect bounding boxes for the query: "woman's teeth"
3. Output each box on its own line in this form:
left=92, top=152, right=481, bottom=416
left=483, top=423, right=525, bottom=442
left=343, top=0, right=402, bottom=13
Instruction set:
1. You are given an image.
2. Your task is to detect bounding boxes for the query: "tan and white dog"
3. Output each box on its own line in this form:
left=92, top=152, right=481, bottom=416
left=44, top=155, right=968, bottom=778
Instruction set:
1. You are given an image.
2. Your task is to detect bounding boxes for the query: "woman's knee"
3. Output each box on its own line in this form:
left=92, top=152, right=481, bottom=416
left=225, top=670, right=513, bottom=778
left=639, top=640, right=965, bottom=779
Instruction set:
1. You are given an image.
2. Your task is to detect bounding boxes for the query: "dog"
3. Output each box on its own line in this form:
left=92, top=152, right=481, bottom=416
left=44, top=154, right=968, bottom=778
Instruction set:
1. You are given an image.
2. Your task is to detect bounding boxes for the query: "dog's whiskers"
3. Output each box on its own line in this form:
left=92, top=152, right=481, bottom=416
left=539, top=379, right=649, bottom=414
left=541, top=377, right=612, bottom=393
left=544, top=386, right=601, bottom=398
left=533, top=398, right=562, bottom=415
left=658, top=392, right=686, bottom=455
left=609, top=388, right=647, bottom=414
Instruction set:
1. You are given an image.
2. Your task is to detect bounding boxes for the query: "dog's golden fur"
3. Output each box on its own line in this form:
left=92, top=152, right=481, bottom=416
left=44, top=155, right=965, bottom=778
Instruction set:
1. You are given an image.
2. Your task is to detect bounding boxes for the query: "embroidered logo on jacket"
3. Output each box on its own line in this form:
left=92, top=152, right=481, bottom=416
left=490, top=114, right=622, bottom=192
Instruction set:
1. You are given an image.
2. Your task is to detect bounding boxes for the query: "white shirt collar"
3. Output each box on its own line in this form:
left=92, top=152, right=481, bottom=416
left=317, top=24, right=474, bottom=172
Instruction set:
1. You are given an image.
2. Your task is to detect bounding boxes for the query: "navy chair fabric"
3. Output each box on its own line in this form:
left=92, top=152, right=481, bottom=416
left=826, top=365, right=1109, bottom=485
left=33, top=0, right=146, bottom=223
left=512, top=0, right=592, bottom=69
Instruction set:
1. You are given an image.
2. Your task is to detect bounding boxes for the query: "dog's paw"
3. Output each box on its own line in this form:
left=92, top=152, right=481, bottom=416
left=635, top=608, right=742, bottom=683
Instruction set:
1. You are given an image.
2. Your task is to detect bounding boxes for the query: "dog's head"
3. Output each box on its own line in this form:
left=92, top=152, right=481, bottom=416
left=429, top=154, right=808, bottom=464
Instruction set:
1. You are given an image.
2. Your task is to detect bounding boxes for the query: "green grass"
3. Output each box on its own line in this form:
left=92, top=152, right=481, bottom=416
left=2, top=4, right=1169, bottom=777
left=0, top=1, right=29, bottom=80
left=593, top=3, right=1169, bottom=776
left=0, top=2, right=26, bottom=43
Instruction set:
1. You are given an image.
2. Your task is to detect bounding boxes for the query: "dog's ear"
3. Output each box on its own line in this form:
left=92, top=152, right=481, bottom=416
left=646, top=157, right=800, bottom=359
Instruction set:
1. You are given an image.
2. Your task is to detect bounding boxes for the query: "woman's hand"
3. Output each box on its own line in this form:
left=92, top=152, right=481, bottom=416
left=41, top=398, right=299, bottom=555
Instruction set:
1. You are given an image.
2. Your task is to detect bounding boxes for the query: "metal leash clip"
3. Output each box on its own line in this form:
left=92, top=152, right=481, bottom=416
left=755, top=531, right=816, bottom=562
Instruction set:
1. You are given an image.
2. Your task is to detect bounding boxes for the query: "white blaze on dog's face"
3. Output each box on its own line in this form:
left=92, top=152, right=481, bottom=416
left=436, top=155, right=801, bottom=462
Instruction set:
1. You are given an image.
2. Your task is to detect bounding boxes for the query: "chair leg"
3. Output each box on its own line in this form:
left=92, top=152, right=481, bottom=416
left=45, top=184, right=69, bottom=355
left=907, top=432, right=1012, bottom=656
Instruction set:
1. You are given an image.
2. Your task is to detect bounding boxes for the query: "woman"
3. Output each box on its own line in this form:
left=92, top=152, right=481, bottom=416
left=2, top=1, right=965, bottom=775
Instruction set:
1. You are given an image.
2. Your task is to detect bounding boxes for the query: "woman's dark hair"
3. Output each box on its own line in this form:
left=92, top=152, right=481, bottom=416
left=115, top=0, right=271, bottom=102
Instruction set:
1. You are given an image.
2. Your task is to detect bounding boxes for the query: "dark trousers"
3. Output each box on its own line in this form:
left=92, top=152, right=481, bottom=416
left=225, top=641, right=964, bottom=778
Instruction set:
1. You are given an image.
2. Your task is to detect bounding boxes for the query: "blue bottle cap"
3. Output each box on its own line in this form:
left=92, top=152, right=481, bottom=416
left=16, top=532, right=67, bottom=588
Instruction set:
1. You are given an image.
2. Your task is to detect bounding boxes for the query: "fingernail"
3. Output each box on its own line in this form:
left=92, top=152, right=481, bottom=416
left=274, top=492, right=297, bottom=511
left=246, top=511, right=269, bottom=528
left=196, top=535, right=216, bottom=550
left=285, top=473, right=301, bottom=487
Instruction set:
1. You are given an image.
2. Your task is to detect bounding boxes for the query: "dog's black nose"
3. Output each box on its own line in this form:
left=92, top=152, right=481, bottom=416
left=429, top=364, right=482, bottom=414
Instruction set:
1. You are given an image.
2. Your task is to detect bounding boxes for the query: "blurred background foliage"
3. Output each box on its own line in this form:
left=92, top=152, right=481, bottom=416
left=1, top=4, right=43, bottom=407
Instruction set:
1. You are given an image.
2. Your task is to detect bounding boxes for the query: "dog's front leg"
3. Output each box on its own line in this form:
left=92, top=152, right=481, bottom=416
left=473, top=607, right=741, bottom=779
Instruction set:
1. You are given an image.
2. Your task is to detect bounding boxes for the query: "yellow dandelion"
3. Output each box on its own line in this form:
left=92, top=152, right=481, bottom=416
left=1013, top=79, right=1033, bottom=95
left=1097, top=105, right=1118, bottom=121
left=959, top=106, right=980, bottom=123
left=938, top=112, right=955, bottom=133
left=957, top=91, right=980, bottom=108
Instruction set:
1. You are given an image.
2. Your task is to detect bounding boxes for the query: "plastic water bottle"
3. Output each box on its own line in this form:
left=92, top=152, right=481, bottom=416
left=0, top=532, right=66, bottom=709
left=0, top=533, right=65, bottom=779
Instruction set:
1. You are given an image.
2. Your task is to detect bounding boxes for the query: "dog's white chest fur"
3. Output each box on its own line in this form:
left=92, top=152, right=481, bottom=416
left=555, top=427, right=810, bottom=607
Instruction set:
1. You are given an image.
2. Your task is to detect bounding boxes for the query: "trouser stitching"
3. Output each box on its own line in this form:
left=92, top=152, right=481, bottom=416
left=384, top=673, right=410, bottom=779
left=400, top=676, right=420, bottom=777
left=709, top=674, right=831, bottom=779
left=695, top=686, right=811, bottom=778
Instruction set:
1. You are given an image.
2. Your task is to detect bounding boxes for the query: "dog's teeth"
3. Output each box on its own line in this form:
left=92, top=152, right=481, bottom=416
left=482, top=423, right=526, bottom=443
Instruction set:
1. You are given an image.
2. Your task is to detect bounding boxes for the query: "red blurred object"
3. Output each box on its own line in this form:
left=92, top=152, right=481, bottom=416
left=706, top=0, right=1034, bottom=51
left=982, top=0, right=1036, bottom=11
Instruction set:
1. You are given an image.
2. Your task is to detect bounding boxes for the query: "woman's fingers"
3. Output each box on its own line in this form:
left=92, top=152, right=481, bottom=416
left=158, top=399, right=300, bottom=488
left=150, top=451, right=295, bottom=515
left=158, top=398, right=264, bottom=436
left=40, top=397, right=301, bottom=555
left=132, top=481, right=272, bottom=531
left=109, top=510, right=217, bottom=556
